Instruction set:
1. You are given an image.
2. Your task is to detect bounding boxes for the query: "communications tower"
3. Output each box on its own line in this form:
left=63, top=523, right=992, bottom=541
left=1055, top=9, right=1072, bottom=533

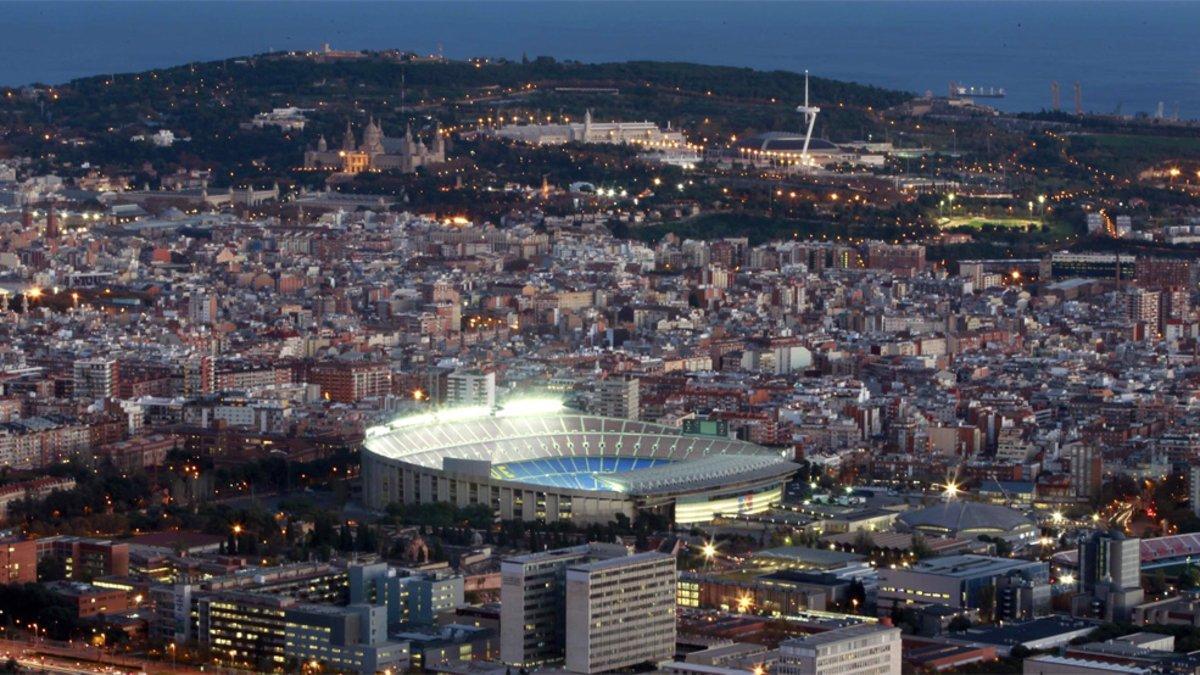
left=795, top=70, right=821, bottom=166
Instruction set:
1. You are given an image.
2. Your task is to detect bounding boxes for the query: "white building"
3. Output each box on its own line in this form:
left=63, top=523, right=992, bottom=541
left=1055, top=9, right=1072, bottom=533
left=447, top=369, right=496, bottom=408
left=73, top=357, right=118, bottom=402
left=500, top=543, right=629, bottom=668
left=777, top=623, right=901, bottom=675
left=493, top=110, right=687, bottom=148
left=564, top=551, right=677, bottom=674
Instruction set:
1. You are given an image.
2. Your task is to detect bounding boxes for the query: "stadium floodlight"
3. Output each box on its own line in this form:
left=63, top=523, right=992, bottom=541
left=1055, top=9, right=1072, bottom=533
left=385, top=404, right=492, bottom=431
left=497, top=397, right=565, bottom=418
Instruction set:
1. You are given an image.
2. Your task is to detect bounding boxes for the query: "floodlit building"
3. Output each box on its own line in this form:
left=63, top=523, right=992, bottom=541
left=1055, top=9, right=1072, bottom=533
left=304, top=118, right=445, bottom=174
left=348, top=562, right=465, bottom=627
left=564, top=551, right=677, bottom=673
left=284, top=603, right=410, bottom=675
left=777, top=622, right=902, bottom=675
left=878, top=555, right=1049, bottom=618
left=499, top=543, right=628, bottom=668
left=447, top=369, right=496, bottom=409
left=594, top=376, right=639, bottom=420
left=492, top=110, right=687, bottom=148
left=1075, top=531, right=1143, bottom=622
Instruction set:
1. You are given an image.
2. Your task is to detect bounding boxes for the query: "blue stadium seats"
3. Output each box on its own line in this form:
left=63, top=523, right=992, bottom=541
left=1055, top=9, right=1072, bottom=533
left=491, top=456, right=675, bottom=491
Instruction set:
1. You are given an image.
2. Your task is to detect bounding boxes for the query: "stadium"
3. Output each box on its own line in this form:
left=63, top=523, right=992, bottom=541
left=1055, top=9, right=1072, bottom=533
left=362, top=399, right=799, bottom=525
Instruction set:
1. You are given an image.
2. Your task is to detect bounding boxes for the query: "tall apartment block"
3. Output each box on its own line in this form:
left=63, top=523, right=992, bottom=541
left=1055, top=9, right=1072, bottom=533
left=564, top=551, right=677, bottom=673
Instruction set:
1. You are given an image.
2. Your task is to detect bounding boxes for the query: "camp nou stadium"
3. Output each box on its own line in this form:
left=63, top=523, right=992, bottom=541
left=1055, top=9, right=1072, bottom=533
left=362, top=398, right=799, bottom=525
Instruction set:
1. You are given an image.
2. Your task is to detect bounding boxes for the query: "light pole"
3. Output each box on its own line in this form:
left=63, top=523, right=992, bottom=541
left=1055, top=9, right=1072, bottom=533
left=1038, top=194, right=1046, bottom=223
left=701, top=540, right=717, bottom=569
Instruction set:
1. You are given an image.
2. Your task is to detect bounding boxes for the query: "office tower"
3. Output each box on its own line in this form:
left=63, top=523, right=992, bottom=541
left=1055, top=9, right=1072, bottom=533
left=349, top=563, right=464, bottom=627
left=595, top=376, right=639, bottom=420
left=778, top=623, right=902, bottom=675
left=499, top=543, right=629, bottom=668
left=284, top=603, right=410, bottom=675
left=564, top=552, right=677, bottom=674
left=1076, top=531, right=1143, bottom=622
left=447, top=369, right=496, bottom=408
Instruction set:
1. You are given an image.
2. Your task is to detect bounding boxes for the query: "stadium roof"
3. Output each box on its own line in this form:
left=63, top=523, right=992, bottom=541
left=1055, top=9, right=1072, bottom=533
left=364, top=404, right=798, bottom=498
left=897, top=501, right=1033, bottom=534
left=594, top=454, right=795, bottom=495
left=734, top=131, right=841, bottom=153
left=1053, top=531, right=1200, bottom=568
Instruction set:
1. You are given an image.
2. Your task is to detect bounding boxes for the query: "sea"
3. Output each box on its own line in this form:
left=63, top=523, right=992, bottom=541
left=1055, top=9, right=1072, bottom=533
left=1, top=0, right=1198, bottom=119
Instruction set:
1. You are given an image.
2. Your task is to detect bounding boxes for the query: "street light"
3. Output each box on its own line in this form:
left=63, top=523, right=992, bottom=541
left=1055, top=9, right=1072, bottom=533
left=943, top=481, right=959, bottom=500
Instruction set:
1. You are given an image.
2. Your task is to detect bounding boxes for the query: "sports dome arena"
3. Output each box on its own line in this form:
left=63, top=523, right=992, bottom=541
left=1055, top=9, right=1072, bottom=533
left=362, top=399, right=799, bottom=525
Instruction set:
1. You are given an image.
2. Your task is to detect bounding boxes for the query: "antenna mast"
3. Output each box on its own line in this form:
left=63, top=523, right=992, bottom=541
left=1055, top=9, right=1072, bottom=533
left=795, top=70, right=821, bottom=167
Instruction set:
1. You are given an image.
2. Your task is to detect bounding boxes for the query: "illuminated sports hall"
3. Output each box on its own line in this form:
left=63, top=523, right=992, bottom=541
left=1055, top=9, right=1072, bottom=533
left=362, top=399, right=799, bottom=525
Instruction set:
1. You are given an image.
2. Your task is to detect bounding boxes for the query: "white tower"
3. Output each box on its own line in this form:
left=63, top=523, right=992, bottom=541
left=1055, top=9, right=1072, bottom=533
left=795, top=70, right=821, bottom=166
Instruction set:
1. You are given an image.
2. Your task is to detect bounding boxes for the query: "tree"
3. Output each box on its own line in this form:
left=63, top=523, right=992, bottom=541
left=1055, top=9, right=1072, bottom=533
left=1148, top=569, right=1168, bottom=596
left=337, top=524, right=355, bottom=552
left=978, top=584, right=996, bottom=623
left=1180, top=565, right=1200, bottom=590
left=852, top=529, right=876, bottom=553
left=911, top=533, right=934, bottom=559
left=356, top=521, right=377, bottom=553
left=37, top=556, right=66, bottom=582
left=947, top=616, right=973, bottom=632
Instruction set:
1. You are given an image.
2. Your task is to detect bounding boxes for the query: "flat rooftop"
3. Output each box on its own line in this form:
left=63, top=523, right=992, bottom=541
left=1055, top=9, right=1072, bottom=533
left=902, top=554, right=1041, bottom=578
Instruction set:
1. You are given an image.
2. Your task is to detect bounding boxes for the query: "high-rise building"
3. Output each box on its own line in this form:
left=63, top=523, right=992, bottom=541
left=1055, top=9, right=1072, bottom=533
left=1135, top=256, right=1195, bottom=290
left=594, top=376, right=640, bottom=420
left=188, top=291, right=218, bottom=325
left=1160, top=287, right=1192, bottom=331
left=1063, top=442, right=1102, bottom=500
left=44, top=205, right=59, bottom=239
left=500, top=543, right=629, bottom=668
left=866, top=243, right=926, bottom=275
left=447, top=369, right=496, bottom=408
left=777, top=622, right=902, bottom=675
left=181, top=355, right=215, bottom=396
left=1125, top=288, right=1160, bottom=334
left=309, top=362, right=392, bottom=403
left=200, top=591, right=293, bottom=671
left=564, top=552, right=677, bottom=674
left=1076, top=531, right=1143, bottom=622
left=73, top=357, right=119, bottom=402
left=1190, top=465, right=1200, bottom=518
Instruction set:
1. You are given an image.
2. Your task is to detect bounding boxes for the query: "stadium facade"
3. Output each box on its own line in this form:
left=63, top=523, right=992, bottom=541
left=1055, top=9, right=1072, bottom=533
left=362, top=399, right=799, bottom=525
